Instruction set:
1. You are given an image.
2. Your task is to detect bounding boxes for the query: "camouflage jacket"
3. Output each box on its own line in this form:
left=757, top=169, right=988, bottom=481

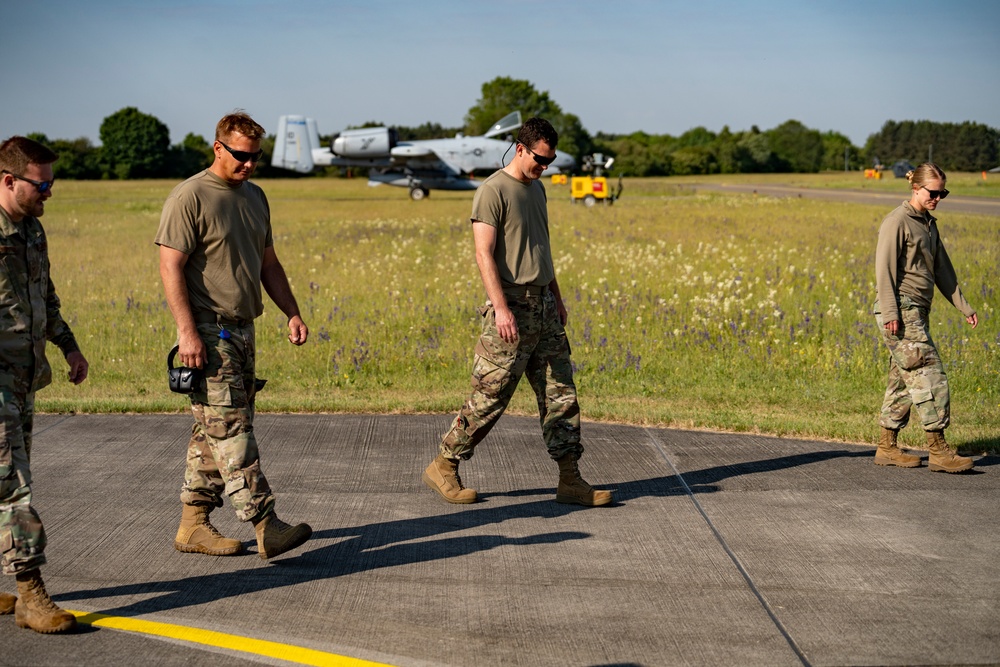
left=0, top=206, right=79, bottom=392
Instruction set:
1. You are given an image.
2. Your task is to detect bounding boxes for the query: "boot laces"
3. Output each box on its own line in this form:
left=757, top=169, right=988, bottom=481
left=24, top=580, right=60, bottom=612
left=202, top=520, right=226, bottom=539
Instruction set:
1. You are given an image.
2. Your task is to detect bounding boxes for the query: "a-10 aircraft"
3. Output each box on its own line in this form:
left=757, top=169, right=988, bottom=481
left=270, top=111, right=576, bottom=200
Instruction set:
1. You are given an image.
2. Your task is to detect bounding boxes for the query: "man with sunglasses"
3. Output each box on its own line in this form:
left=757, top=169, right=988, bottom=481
left=423, top=117, right=612, bottom=507
left=0, top=137, right=89, bottom=634
left=156, top=112, right=312, bottom=561
left=873, top=162, right=978, bottom=472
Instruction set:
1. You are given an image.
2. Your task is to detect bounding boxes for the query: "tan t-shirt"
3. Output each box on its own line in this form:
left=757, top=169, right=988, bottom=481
left=470, top=169, right=554, bottom=287
left=155, top=170, right=273, bottom=321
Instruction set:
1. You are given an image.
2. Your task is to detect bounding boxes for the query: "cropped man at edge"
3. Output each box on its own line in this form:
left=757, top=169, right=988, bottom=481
left=0, top=137, right=89, bottom=634
left=423, top=117, right=612, bottom=507
left=156, top=111, right=312, bottom=560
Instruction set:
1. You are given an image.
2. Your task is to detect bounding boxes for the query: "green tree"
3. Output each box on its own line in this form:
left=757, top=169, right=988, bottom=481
left=767, top=120, right=824, bottom=172
left=167, top=132, right=213, bottom=178
left=866, top=120, right=999, bottom=171
left=595, top=132, right=673, bottom=176
left=464, top=76, right=593, bottom=161
left=676, top=126, right=716, bottom=148
left=25, top=133, right=102, bottom=179
left=671, top=146, right=717, bottom=175
left=820, top=131, right=860, bottom=171
left=51, top=138, right=102, bottom=179
left=735, top=130, right=775, bottom=173
left=99, top=107, right=171, bottom=179
left=395, top=122, right=463, bottom=141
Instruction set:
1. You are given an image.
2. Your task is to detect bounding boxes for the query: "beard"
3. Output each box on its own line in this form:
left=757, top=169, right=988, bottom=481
left=15, top=188, right=44, bottom=218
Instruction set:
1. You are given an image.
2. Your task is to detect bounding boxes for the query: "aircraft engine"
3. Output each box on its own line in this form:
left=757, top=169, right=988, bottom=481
left=331, top=127, right=398, bottom=159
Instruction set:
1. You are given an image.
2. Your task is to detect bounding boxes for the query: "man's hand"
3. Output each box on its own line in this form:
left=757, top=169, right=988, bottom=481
left=288, top=315, right=308, bottom=345
left=494, top=306, right=518, bottom=344
left=884, top=320, right=900, bottom=336
left=967, top=313, right=978, bottom=329
left=178, top=330, right=208, bottom=369
left=66, top=351, right=89, bottom=385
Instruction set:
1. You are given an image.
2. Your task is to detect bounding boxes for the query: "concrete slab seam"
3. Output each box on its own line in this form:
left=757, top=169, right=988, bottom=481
left=643, top=428, right=812, bottom=667
left=32, top=414, right=73, bottom=437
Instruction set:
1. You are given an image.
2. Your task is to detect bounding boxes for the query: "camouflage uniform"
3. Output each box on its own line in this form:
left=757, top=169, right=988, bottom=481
left=0, top=208, right=79, bottom=575
left=440, top=288, right=581, bottom=461
left=156, top=170, right=277, bottom=524
left=874, top=296, right=949, bottom=431
left=873, top=201, right=975, bottom=434
left=181, top=320, right=273, bottom=521
left=440, top=166, right=583, bottom=463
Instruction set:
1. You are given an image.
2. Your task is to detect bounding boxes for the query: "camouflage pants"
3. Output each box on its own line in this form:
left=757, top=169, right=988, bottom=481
left=0, top=388, right=45, bottom=575
left=181, top=322, right=274, bottom=522
left=874, top=298, right=950, bottom=431
left=440, top=290, right=582, bottom=461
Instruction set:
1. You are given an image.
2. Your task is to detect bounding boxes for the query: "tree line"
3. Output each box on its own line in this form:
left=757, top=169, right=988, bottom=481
left=21, top=79, right=1000, bottom=180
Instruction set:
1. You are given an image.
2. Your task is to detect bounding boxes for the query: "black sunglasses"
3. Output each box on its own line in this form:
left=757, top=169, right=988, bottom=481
left=218, top=141, right=264, bottom=163
left=921, top=185, right=949, bottom=200
left=2, top=170, right=54, bottom=194
left=520, top=143, right=556, bottom=167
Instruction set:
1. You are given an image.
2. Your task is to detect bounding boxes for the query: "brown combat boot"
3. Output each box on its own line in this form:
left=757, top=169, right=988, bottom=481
left=174, top=504, right=243, bottom=556
left=0, top=592, right=15, bottom=615
left=926, top=431, right=974, bottom=473
left=422, top=455, right=477, bottom=504
left=14, top=570, right=76, bottom=634
left=253, top=512, right=312, bottom=560
left=555, top=453, right=613, bottom=507
left=874, top=427, right=921, bottom=468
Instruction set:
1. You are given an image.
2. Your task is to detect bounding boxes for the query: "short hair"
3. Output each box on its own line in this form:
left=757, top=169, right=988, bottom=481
left=0, top=136, right=58, bottom=175
left=906, top=162, right=946, bottom=187
left=215, top=111, right=266, bottom=142
left=517, top=117, right=558, bottom=151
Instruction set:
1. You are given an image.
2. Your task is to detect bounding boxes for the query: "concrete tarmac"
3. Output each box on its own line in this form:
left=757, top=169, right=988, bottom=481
left=2, top=414, right=997, bottom=667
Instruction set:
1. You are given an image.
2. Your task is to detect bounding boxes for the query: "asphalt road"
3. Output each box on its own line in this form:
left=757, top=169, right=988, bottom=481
left=688, top=182, right=1000, bottom=216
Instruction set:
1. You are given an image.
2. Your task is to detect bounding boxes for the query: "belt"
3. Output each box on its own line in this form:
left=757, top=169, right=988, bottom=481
left=502, top=284, right=549, bottom=298
left=193, top=312, right=253, bottom=328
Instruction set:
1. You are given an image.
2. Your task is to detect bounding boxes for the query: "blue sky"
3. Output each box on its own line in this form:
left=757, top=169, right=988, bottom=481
left=4, top=0, right=998, bottom=147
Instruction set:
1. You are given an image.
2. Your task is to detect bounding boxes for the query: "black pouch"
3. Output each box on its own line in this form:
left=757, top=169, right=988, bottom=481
left=167, top=346, right=203, bottom=394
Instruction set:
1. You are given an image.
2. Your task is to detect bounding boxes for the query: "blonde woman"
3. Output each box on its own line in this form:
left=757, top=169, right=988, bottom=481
left=873, top=163, right=978, bottom=472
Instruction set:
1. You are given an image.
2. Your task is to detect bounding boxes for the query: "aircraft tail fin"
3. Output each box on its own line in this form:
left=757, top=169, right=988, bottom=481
left=272, top=115, right=319, bottom=173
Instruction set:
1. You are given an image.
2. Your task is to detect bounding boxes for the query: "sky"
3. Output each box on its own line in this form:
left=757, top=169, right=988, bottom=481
left=3, top=0, right=999, bottom=148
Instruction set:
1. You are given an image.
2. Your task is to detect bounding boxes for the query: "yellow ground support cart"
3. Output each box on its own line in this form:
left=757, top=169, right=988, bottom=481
left=570, top=154, right=623, bottom=207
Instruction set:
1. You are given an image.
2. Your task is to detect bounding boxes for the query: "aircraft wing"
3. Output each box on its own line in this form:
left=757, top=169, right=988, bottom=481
left=389, top=144, right=465, bottom=176
left=389, top=145, right=437, bottom=159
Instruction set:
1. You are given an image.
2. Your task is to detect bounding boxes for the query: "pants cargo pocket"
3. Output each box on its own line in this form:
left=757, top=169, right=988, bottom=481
left=205, top=381, right=233, bottom=407
left=909, top=383, right=934, bottom=408
left=224, top=470, right=247, bottom=497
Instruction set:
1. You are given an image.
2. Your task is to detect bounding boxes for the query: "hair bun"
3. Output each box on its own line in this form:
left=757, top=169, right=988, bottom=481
left=905, top=170, right=915, bottom=183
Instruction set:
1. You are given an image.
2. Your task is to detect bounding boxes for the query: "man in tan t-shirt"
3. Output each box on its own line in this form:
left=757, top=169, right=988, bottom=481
left=422, top=117, right=612, bottom=507
left=156, top=111, right=312, bottom=560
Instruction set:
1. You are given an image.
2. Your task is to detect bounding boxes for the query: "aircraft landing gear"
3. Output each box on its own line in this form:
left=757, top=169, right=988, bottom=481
left=409, top=187, right=430, bottom=201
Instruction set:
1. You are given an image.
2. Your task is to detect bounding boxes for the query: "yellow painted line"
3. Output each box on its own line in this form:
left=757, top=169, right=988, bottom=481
left=69, top=610, right=395, bottom=667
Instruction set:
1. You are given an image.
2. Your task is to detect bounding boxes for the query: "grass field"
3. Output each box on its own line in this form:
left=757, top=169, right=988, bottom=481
left=36, top=175, right=999, bottom=451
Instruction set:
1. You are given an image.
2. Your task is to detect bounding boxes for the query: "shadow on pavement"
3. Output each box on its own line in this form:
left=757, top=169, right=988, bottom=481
left=61, top=447, right=870, bottom=619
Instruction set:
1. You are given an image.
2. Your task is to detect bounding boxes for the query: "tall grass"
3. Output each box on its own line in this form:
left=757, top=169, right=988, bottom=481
left=37, top=177, right=998, bottom=449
